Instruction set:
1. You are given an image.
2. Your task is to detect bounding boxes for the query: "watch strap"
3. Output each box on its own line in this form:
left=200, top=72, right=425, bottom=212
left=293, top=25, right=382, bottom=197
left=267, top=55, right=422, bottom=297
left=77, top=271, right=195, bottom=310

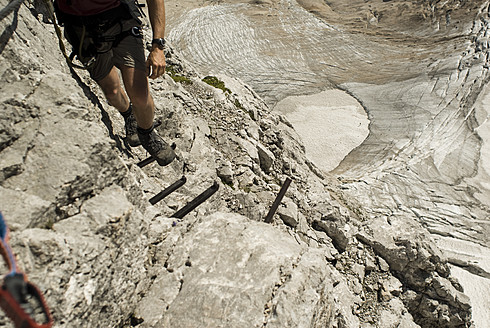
left=151, top=38, right=165, bottom=49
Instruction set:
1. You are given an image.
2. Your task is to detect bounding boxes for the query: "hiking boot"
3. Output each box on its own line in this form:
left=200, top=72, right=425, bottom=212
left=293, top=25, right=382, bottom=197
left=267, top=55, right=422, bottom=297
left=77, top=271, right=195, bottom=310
left=138, top=127, right=176, bottom=166
left=124, top=110, right=141, bottom=147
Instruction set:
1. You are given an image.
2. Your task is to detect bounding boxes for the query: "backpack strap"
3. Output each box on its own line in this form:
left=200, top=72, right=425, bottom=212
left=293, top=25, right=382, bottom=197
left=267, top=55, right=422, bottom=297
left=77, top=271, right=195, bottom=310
left=44, top=0, right=86, bottom=69
left=94, top=25, right=143, bottom=48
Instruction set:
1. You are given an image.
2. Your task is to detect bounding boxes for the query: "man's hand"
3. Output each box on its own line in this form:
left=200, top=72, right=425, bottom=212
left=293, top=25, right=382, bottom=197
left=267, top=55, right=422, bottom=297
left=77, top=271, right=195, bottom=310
left=146, top=47, right=166, bottom=79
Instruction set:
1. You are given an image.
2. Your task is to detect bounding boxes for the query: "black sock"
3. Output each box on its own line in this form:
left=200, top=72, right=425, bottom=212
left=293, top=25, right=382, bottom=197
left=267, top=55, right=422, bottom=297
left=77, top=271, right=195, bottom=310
left=120, top=104, right=132, bottom=119
left=137, top=124, right=154, bottom=135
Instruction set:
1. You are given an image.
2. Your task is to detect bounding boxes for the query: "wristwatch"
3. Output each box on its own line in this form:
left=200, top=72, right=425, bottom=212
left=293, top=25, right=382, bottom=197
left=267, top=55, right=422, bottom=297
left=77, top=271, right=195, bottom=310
left=151, top=38, right=165, bottom=50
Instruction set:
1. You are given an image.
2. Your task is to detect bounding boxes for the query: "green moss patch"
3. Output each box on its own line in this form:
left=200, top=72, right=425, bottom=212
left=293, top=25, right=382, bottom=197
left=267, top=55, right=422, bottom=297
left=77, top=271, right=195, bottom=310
left=171, top=75, right=192, bottom=84
left=203, top=76, right=231, bottom=94
left=166, top=64, right=192, bottom=85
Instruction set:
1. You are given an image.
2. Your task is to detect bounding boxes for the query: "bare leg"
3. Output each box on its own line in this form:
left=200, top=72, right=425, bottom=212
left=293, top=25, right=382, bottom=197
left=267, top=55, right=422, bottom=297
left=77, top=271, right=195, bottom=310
left=118, top=65, right=175, bottom=165
left=120, top=66, right=154, bottom=129
left=96, top=67, right=130, bottom=113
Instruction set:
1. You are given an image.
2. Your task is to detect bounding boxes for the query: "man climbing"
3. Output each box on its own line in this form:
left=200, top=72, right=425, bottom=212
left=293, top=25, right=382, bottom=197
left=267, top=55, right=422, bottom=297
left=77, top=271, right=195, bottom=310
left=54, top=0, right=175, bottom=166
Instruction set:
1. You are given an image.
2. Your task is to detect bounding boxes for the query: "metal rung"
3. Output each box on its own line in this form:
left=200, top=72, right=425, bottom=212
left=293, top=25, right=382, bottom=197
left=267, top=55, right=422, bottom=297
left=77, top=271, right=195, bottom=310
left=264, top=177, right=292, bottom=223
left=137, top=156, right=156, bottom=168
left=171, top=181, right=219, bottom=219
left=149, top=176, right=187, bottom=205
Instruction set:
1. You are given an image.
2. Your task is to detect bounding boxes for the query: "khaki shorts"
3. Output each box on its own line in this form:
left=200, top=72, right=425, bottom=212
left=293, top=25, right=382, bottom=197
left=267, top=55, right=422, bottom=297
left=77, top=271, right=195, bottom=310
left=67, top=18, right=146, bottom=81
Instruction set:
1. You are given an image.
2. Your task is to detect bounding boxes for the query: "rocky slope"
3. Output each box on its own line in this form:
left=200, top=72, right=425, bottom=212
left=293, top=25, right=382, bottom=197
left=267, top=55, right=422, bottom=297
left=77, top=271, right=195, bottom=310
left=166, top=0, right=490, bottom=327
left=0, top=0, right=479, bottom=327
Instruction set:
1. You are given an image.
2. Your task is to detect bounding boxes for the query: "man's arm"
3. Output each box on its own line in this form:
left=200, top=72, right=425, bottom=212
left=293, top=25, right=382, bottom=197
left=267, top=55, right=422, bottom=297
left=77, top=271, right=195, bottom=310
left=146, top=0, right=166, bottom=79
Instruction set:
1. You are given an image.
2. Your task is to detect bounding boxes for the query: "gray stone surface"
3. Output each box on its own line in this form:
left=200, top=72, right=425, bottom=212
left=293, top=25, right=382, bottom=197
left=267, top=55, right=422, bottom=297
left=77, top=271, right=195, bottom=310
left=0, top=0, right=482, bottom=327
left=137, top=213, right=334, bottom=328
left=164, top=0, right=490, bottom=326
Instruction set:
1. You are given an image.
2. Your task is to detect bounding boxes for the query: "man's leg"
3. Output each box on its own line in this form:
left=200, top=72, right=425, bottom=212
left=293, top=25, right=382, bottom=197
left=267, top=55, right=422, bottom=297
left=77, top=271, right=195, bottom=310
left=119, top=65, right=175, bottom=166
left=96, top=66, right=141, bottom=146
left=97, top=67, right=130, bottom=113
left=120, top=66, right=154, bottom=129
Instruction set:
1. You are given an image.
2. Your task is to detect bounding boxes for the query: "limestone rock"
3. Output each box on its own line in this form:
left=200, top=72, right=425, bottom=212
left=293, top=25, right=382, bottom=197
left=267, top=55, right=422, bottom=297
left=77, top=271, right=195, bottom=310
left=381, top=276, right=403, bottom=297
left=378, top=299, right=421, bottom=328
left=236, top=137, right=259, bottom=164
left=0, top=1, right=479, bottom=328
left=356, top=215, right=472, bottom=327
left=257, top=142, right=275, bottom=173
left=313, top=217, right=352, bottom=252
left=217, top=161, right=234, bottom=185
left=277, top=199, right=299, bottom=227
left=139, top=213, right=335, bottom=328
